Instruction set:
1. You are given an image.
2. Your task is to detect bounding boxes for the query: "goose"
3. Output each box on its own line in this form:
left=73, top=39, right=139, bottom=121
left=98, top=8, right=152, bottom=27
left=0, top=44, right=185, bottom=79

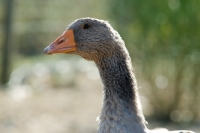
left=44, top=18, right=195, bottom=133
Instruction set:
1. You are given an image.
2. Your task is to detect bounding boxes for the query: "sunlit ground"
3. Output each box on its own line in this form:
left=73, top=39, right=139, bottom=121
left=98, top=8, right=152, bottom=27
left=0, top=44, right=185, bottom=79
left=0, top=55, right=199, bottom=133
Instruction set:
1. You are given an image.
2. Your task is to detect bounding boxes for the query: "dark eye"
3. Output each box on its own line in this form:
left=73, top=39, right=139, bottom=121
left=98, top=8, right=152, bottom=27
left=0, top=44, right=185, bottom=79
left=83, top=24, right=90, bottom=29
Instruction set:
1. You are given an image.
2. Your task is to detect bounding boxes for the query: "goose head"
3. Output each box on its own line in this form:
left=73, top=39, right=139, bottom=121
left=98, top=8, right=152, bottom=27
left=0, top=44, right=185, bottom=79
left=44, top=18, right=124, bottom=61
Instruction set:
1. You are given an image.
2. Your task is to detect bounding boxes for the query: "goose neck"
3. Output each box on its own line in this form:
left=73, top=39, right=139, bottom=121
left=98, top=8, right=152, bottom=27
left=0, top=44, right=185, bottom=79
left=95, top=55, right=147, bottom=133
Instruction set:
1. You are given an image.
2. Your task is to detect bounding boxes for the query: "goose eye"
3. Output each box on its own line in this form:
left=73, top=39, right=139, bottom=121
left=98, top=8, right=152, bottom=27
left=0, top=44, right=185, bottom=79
left=83, top=24, right=90, bottom=29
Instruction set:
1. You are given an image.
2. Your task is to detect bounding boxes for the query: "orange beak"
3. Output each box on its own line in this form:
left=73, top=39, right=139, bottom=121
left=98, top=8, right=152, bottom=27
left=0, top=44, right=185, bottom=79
left=44, top=29, right=77, bottom=54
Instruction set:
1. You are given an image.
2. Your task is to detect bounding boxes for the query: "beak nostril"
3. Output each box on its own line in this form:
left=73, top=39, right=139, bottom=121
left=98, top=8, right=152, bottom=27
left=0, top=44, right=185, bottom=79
left=58, top=38, right=65, bottom=45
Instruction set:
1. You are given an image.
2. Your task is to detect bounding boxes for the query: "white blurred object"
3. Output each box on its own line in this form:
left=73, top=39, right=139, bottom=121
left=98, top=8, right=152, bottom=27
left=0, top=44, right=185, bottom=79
left=7, top=85, right=32, bottom=102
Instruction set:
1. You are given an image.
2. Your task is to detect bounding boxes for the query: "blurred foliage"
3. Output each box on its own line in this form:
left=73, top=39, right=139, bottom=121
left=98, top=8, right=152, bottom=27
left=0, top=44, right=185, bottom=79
left=108, top=0, right=200, bottom=122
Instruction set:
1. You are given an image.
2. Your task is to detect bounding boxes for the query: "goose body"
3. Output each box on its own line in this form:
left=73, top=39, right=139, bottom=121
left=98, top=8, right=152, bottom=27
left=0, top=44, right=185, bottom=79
left=44, top=18, right=195, bottom=133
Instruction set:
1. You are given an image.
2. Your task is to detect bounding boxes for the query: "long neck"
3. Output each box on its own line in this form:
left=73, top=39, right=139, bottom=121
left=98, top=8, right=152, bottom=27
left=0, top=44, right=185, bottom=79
left=95, top=51, right=148, bottom=133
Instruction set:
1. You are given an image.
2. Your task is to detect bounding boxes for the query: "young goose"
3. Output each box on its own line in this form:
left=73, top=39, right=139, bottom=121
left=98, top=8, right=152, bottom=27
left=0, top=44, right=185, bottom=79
left=44, top=18, right=195, bottom=133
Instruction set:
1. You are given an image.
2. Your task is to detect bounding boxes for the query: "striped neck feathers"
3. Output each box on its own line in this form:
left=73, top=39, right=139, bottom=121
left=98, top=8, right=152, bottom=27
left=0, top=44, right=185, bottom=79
left=95, top=48, right=148, bottom=133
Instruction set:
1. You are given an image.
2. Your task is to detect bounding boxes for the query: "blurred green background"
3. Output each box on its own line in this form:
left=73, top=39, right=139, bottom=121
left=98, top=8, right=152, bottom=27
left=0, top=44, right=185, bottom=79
left=0, top=0, right=200, bottom=133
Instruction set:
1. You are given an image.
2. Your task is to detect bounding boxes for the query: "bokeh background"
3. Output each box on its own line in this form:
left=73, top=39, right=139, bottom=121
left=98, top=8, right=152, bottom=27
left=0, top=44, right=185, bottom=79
left=0, top=0, right=200, bottom=133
